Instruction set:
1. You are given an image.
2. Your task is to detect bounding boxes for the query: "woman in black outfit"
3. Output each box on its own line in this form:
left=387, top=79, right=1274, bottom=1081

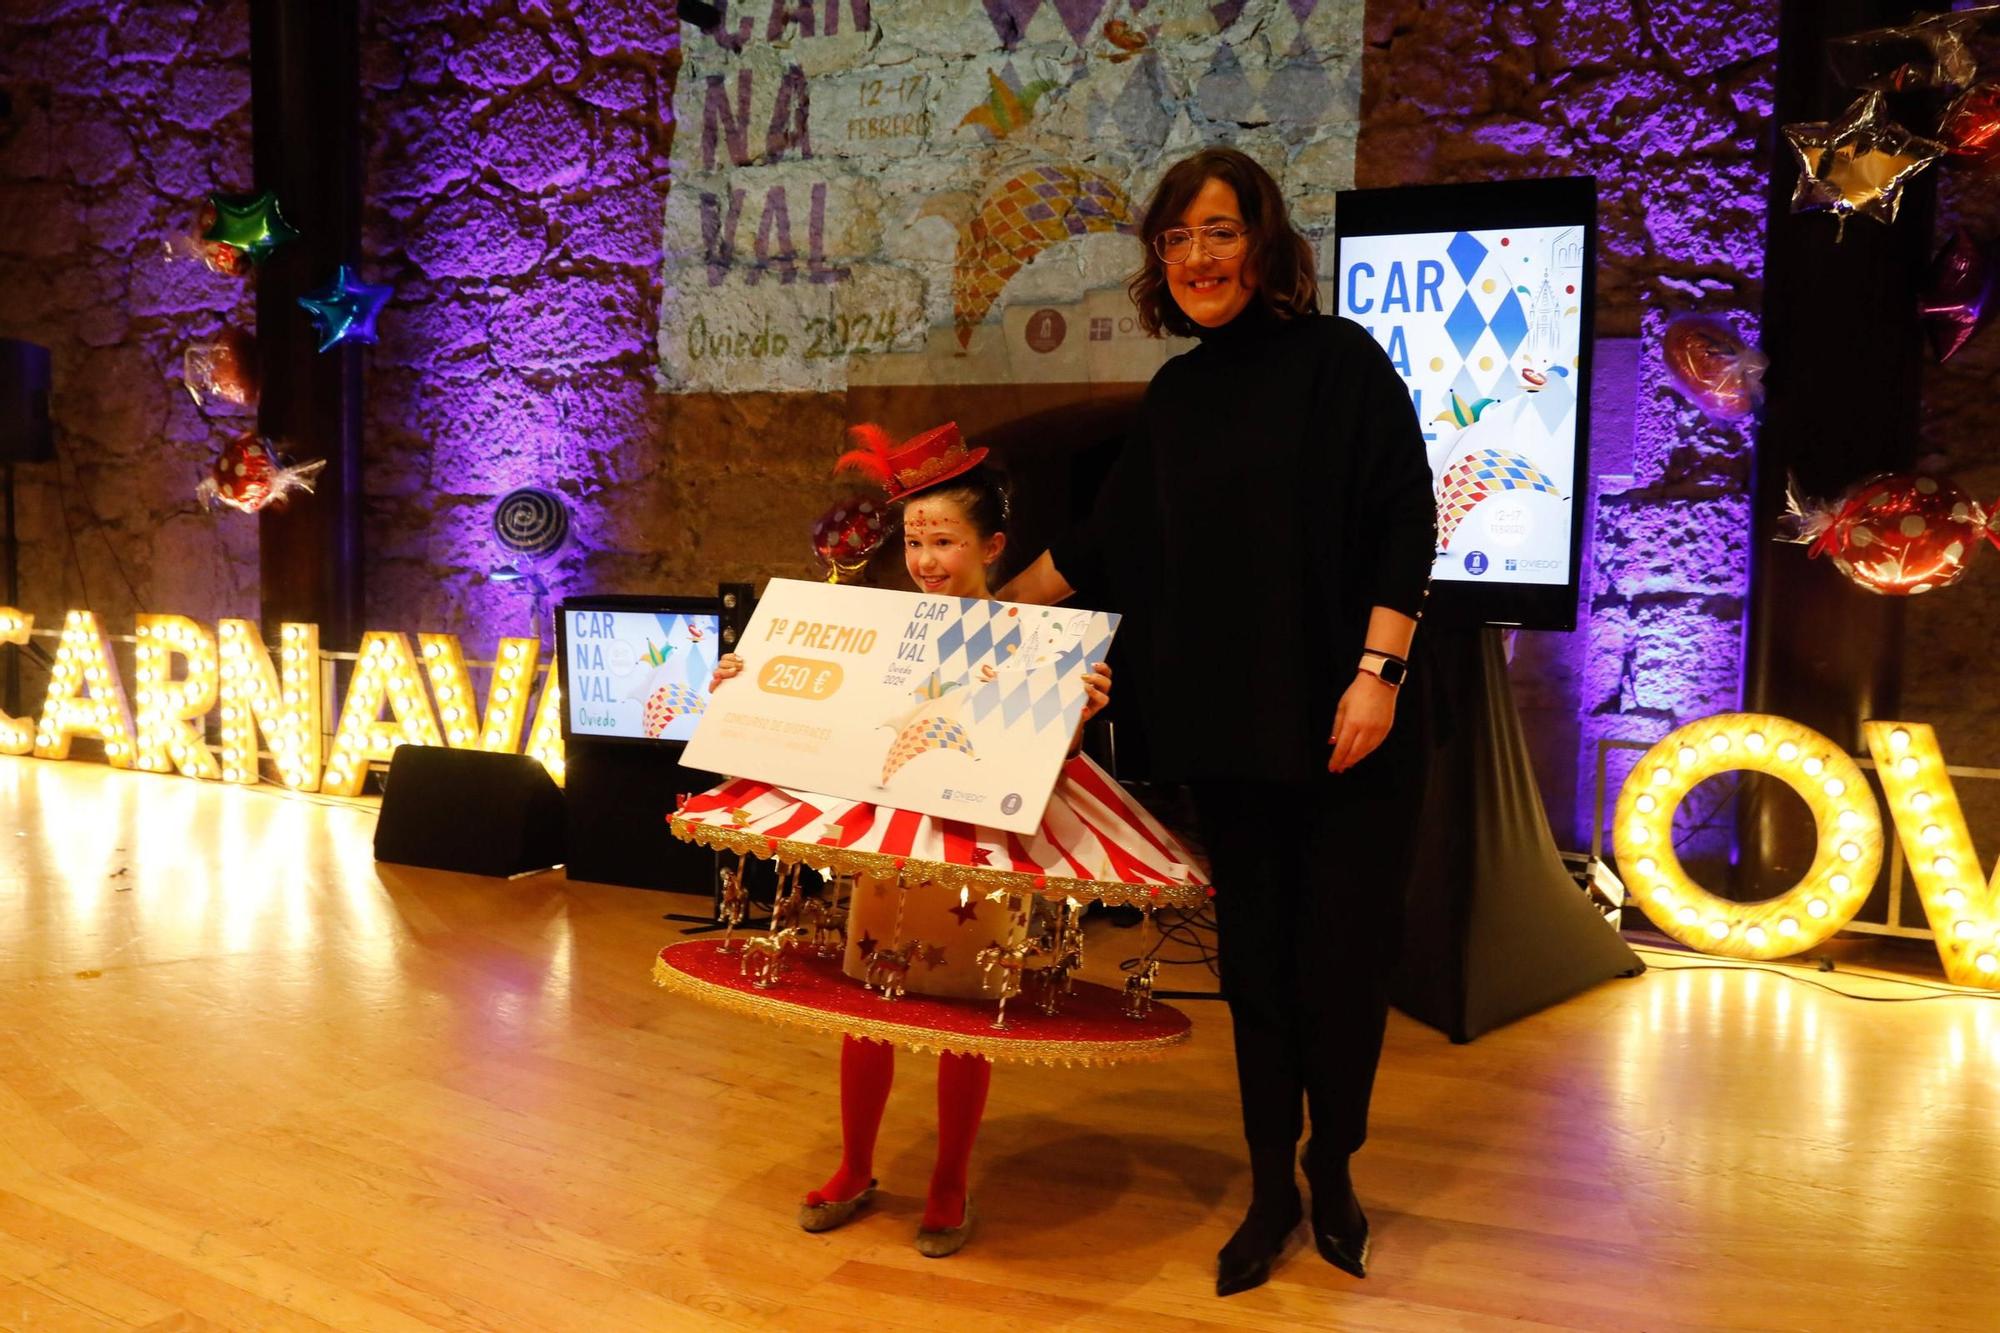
left=1001, top=147, right=1437, bottom=1295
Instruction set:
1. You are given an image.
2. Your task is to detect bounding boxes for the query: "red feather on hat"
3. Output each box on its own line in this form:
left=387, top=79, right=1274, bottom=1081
left=834, top=423, right=896, bottom=485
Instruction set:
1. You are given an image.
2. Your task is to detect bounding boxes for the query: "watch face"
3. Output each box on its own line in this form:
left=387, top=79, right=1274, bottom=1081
left=1377, top=658, right=1407, bottom=686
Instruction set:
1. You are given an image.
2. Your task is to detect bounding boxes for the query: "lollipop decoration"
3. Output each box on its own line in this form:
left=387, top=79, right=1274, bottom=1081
left=196, top=430, right=326, bottom=514
left=1661, top=315, right=1769, bottom=419
left=1782, top=472, right=2000, bottom=596
left=490, top=487, right=571, bottom=640
left=492, top=486, right=571, bottom=560
left=201, top=189, right=301, bottom=266
left=297, top=265, right=392, bottom=352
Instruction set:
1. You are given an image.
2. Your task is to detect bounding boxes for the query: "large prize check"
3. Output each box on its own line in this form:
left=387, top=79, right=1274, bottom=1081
left=682, top=579, right=1120, bottom=835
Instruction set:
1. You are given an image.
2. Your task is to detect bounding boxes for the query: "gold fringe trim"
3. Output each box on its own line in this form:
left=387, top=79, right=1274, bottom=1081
left=669, top=815, right=1208, bottom=909
left=650, top=955, right=1189, bottom=1068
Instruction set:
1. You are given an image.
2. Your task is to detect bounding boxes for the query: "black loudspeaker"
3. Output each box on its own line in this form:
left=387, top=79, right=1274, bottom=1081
left=0, top=339, right=53, bottom=463
left=374, top=746, right=566, bottom=877
left=717, top=580, right=754, bottom=651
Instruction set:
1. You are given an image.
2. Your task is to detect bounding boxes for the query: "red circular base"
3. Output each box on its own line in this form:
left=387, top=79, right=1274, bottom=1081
left=652, top=938, right=1191, bottom=1066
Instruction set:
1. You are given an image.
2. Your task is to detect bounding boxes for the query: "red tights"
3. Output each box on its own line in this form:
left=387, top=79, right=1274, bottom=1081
left=807, top=1036, right=991, bottom=1230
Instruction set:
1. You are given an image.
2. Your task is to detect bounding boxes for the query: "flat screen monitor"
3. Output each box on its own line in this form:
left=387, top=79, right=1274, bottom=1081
left=1334, top=177, right=1597, bottom=631
left=557, top=595, right=723, bottom=745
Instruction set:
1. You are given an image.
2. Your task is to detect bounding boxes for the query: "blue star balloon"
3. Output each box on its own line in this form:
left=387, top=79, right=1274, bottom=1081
left=297, top=265, right=392, bottom=353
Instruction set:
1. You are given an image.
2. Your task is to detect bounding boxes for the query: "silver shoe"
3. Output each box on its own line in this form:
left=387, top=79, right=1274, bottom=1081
left=797, top=1182, right=876, bottom=1233
left=915, top=1198, right=973, bottom=1258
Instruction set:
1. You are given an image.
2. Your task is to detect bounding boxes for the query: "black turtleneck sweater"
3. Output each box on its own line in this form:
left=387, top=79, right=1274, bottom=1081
left=1052, top=306, right=1437, bottom=784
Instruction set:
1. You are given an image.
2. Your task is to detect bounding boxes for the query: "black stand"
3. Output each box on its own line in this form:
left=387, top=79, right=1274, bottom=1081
left=1393, top=629, right=1643, bottom=1043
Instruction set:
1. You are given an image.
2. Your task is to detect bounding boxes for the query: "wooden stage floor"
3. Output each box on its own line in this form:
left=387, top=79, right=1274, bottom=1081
left=4, top=759, right=1999, bottom=1331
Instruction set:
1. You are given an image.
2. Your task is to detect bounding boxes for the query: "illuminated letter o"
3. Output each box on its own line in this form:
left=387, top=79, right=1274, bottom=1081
left=1613, top=712, right=1883, bottom=960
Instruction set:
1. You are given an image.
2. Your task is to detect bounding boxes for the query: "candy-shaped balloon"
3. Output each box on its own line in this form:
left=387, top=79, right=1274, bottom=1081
left=196, top=430, right=327, bottom=514
left=182, top=325, right=261, bottom=413
left=1661, top=314, right=1769, bottom=419
left=810, top=496, right=887, bottom=582
left=1829, top=11, right=1980, bottom=94
left=1918, top=231, right=1999, bottom=362
left=1941, top=82, right=2000, bottom=171
left=161, top=200, right=250, bottom=275
left=1784, top=472, right=2000, bottom=596
left=1784, top=92, right=1946, bottom=236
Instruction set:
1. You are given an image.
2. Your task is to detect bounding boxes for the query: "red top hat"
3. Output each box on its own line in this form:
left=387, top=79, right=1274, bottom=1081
left=835, top=422, right=988, bottom=501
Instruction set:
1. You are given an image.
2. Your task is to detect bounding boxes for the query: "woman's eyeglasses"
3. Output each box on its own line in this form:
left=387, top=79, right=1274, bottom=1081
left=1152, top=224, right=1247, bottom=264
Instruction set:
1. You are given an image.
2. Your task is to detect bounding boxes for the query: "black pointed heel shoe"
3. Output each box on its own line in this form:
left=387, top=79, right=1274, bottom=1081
left=1302, top=1144, right=1371, bottom=1279
left=1214, top=1195, right=1301, bottom=1297
left=1313, top=1208, right=1370, bottom=1279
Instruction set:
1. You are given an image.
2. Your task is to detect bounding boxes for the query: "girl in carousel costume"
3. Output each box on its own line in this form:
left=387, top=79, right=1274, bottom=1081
left=661, top=421, right=1210, bottom=1258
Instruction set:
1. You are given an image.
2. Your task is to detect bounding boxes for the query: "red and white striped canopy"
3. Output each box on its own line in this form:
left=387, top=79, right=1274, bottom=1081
left=671, top=756, right=1209, bottom=908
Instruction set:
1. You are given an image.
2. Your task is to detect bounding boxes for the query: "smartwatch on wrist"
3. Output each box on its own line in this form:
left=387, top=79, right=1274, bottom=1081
left=1358, top=651, right=1407, bottom=688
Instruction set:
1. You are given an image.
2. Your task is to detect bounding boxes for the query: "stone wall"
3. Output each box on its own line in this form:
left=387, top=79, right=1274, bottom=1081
left=1358, top=0, right=1777, bottom=847
left=1913, top=167, right=2000, bottom=835
left=0, top=0, right=260, bottom=653
left=358, top=0, right=703, bottom=645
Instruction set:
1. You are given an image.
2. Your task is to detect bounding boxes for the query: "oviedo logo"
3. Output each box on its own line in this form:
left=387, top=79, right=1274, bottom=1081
left=1615, top=711, right=2000, bottom=991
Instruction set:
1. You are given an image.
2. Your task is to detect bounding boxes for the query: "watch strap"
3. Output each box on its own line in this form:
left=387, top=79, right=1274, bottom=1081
left=1358, top=651, right=1407, bottom=687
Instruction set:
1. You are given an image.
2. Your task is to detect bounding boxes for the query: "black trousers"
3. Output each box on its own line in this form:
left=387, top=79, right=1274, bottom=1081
left=1192, top=737, right=1428, bottom=1168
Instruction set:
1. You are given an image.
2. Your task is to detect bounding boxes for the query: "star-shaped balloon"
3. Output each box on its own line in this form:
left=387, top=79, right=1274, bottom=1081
left=201, top=190, right=301, bottom=264
left=297, top=265, right=392, bottom=353
left=1784, top=92, right=1946, bottom=237
left=1918, top=230, right=1999, bottom=361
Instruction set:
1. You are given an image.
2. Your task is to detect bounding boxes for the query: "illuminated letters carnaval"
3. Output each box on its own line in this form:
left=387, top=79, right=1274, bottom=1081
left=0, top=608, right=566, bottom=792
left=7, top=612, right=1996, bottom=992
left=1615, top=712, right=2000, bottom=991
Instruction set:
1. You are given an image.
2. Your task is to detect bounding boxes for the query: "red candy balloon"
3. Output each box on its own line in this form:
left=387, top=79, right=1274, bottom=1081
left=1942, top=82, right=2000, bottom=171
left=810, top=496, right=887, bottom=582
left=182, top=325, right=261, bottom=413
left=194, top=201, right=249, bottom=277
left=196, top=430, right=327, bottom=514
left=1661, top=314, right=1769, bottom=421
left=1795, top=473, right=2000, bottom=596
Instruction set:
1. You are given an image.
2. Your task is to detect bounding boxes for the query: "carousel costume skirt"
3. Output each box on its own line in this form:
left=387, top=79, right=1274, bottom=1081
left=654, top=754, right=1207, bottom=1065
left=667, top=755, right=1210, bottom=909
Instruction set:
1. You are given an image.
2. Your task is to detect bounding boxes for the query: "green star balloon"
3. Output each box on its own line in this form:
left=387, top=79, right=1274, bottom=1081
left=201, top=190, right=301, bottom=265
